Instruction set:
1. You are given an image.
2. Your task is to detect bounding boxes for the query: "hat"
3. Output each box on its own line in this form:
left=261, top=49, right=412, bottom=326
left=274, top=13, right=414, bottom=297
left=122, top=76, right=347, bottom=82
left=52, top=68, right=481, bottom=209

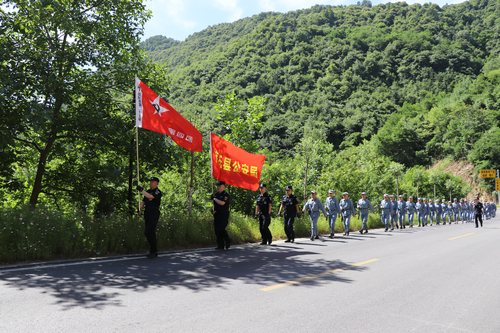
left=328, top=190, right=335, bottom=194
left=429, top=199, right=433, bottom=202
left=398, top=195, right=403, bottom=198
left=285, top=186, right=293, bottom=191
left=342, top=192, right=348, bottom=196
left=259, top=183, right=267, bottom=188
left=384, top=194, right=389, bottom=197
left=149, top=177, right=160, bottom=182
left=418, top=198, right=422, bottom=200
left=423, top=198, right=427, bottom=201
left=454, top=198, right=457, bottom=201
left=448, top=201, right=451, bottom=203
left=476, top=197, right=479, bottom=200
left=216, top=181, right=226, bottom=186
left=389, top=194, right=394, bottom=198
left=409, top=196, right=413, bottom=199
left=311, top=190, right=318, bottom=194
left=442, top=199, right=446, bottom=202
left=361, top=192, right=367, bottom=195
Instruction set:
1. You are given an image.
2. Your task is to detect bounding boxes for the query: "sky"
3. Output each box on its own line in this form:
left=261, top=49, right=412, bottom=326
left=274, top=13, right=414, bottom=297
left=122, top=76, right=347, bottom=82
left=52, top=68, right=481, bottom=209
left=142, top=0, right=467, bottom=41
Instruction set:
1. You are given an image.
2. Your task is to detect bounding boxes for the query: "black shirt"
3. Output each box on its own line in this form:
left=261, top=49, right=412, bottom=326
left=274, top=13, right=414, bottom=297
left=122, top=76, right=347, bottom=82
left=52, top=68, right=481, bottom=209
left=474, top=201, right=483, bottom=214
left=257, top=192, right=272, bottom=215
left=214, top=190, right=230, bottom=213
left=143, top=187, right=162, bottom=212
left=281, top=194, right=298, bottom=217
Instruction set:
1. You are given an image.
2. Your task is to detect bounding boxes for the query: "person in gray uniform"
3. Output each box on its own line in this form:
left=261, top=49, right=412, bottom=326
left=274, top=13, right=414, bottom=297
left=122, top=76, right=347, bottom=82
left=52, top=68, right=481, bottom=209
left=492, top=202, right=497, bottom=218
left=459, top=200, right=466, bottom=223
left=339, top=192, right=356, bottom=236
left=452, top=198, right=460, bottom=224
left=428, top=199, right=435, bottom=225
left=324, top=190, right=340, bottom=238
left=465, top=200, right=471, bottom=223
left=434, top=198, right=442, bottom=225
left=380, top=194, right=391, bottom=232
left=357, top=192, right=375, bottom=234
left=441, top=199, right=449, bottom=224
left=416, top=198, right=425, bottom=227
left=406, top=196, right=416, bottom=228
left=422, top=198, right=429, bottom=226
left=303, top=190, right=327, bottom=241
left=397, top=195, right=406, bottom=229
left=447, top=201, right=453, bottom=223
left=389, top=194, right=398, bottom=230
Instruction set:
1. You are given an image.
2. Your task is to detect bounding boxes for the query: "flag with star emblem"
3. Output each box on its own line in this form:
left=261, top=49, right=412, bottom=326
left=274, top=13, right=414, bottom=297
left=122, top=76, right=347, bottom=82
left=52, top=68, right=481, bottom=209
left=135, top=77, right=202, bottom=152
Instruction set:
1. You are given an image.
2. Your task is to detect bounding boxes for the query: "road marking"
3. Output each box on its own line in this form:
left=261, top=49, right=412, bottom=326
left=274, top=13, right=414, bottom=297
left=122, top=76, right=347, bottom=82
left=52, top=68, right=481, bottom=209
left=448, top=233, right=475, bottom=240
left=260, top=259, right=379, bottom=292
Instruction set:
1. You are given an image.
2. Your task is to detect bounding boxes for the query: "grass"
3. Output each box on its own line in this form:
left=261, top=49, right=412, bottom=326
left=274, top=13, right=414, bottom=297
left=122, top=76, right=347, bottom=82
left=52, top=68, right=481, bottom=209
left=2, top=205, right=469, bottom=264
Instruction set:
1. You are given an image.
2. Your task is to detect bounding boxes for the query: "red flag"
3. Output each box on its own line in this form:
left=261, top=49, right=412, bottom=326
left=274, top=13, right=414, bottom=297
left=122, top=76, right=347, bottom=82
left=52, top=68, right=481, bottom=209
left=210, top=133, right=266, bottom=191
left=135, top=77, right=202, bottom=152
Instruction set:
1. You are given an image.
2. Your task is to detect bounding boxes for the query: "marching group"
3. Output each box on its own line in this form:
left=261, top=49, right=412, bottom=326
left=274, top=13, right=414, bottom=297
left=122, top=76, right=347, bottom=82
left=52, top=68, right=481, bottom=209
left=256, top=184, right=497, bottom=245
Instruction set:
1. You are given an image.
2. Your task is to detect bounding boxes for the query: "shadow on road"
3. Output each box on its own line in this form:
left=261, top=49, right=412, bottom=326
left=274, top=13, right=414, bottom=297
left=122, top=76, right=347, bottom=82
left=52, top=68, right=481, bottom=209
left=0, top=246, right=370, bottom=310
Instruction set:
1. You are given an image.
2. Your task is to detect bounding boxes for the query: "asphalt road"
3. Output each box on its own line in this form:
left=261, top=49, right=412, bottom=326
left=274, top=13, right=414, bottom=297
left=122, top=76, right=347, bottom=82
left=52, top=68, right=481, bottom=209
left=1, top=216, right=499, bottom=333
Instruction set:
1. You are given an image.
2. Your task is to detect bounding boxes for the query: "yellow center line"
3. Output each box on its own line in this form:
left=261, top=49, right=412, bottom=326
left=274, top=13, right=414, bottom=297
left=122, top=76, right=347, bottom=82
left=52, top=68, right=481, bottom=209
left=448, top=233, right=475, bottom=240
left=260, top=259, right=379, bottom=292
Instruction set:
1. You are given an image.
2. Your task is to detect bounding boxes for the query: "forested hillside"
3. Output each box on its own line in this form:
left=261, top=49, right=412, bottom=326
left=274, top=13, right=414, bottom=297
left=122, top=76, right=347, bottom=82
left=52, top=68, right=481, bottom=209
left=144, top=0, right=500, bottom=163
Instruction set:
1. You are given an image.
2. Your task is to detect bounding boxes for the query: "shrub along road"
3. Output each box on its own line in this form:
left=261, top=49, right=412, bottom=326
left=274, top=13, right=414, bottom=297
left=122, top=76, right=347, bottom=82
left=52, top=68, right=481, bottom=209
left=1, top=216, right=499, bottom=332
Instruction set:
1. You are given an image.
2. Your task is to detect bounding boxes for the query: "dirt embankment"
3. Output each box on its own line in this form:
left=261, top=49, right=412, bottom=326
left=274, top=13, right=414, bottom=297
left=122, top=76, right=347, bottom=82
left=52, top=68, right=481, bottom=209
left=430, top=160, right=497, bottom=203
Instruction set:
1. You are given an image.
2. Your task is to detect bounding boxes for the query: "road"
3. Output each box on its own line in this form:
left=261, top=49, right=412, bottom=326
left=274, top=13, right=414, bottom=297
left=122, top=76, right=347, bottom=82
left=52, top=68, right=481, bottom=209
left=1, top=217, right=499, bottom=332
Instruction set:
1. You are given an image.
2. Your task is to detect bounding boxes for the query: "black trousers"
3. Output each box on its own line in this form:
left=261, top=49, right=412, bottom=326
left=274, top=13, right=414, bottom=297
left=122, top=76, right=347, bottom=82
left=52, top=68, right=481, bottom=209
left=284, top=214, right=295, bottom=241
left=259, top=213, right=272, bottom=243
left=214, top=211, right=230, bottom=248
left=144, top=210, right=160, bottom=254
left=475, top=212, right=483, bottom=227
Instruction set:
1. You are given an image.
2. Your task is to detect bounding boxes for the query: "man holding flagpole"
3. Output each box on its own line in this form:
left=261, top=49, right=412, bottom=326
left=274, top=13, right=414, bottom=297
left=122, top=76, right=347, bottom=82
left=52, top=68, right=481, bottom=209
left=137, top=177, right=162, bottom=259
left=213, top=181, right=232, bottom=250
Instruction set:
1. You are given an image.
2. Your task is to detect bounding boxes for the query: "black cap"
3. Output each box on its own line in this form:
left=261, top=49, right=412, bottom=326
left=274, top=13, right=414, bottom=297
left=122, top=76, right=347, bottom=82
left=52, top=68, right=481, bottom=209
left=259, top=183, right=267, bottom=188
left=149, top=177, right=159, bottom=182
left=216, top=181, right=226, bottom=186
left=285, top=186, right=293, bottom=190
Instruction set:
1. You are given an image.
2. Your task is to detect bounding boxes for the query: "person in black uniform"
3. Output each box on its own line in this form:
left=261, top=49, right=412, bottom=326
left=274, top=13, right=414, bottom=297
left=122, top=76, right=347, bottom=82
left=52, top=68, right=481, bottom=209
left=277, top=185, right=300, bottom=243
left=255, top=183, right=273, bottom=245
left=473, top=197, right=484, bottom=228
left=213, top=181, right=231, bottom=250
left=137, top=177, right=162, bottom=259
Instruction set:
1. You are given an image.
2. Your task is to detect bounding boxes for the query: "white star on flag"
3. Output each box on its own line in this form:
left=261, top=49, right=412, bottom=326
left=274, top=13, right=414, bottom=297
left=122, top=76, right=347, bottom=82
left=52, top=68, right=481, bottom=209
left=149, top=96, right=169, bottom=116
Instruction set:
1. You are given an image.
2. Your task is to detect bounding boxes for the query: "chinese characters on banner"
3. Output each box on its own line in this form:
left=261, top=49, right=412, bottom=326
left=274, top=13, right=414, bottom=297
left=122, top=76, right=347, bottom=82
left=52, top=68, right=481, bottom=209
left=210, top=133, right=266, bottom=191
left=135, top=77, right=202, bottom=152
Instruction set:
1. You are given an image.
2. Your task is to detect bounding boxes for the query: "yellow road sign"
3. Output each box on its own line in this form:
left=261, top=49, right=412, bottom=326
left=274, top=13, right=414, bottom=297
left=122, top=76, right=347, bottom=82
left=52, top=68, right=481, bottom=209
left=480, top=169, right=496, bottom=178
left=496, top=178, right=500, bottom=191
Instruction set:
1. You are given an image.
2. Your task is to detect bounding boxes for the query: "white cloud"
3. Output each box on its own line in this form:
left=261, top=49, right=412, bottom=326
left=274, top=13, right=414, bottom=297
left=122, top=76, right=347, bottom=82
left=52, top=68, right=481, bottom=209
left=211, top=0, right=244, bottom=22
left=148, top=0, right=196, bottom=30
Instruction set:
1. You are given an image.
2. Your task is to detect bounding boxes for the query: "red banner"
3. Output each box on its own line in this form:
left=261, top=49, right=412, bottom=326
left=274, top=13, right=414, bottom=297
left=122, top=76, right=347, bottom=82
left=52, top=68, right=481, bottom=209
left=135, top=77, right=202, bottom=152
left=210, top=133, right=266, bottom=191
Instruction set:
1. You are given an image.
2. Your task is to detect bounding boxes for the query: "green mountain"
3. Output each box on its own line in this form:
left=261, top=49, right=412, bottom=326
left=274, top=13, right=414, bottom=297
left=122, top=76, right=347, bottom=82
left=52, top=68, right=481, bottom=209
left=144, top=0, right=500, bottom=166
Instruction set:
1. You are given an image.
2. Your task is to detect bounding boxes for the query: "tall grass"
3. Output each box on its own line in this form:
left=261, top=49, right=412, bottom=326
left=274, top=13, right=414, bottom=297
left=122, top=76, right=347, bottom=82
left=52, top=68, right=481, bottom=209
left=1, top=205, right=390, bottom=264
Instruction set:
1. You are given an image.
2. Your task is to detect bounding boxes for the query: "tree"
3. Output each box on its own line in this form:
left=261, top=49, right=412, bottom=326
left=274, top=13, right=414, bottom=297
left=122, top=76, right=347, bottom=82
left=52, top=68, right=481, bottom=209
left=1, top=0, right=170, bottom=207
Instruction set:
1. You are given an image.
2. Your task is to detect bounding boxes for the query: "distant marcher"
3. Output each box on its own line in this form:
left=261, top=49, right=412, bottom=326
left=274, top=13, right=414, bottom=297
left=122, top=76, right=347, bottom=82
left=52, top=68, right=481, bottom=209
left=278, top=186, right=299, bottom=243
left=460, top=200, right=466, bottom=223
left=447, top=201, right=453, bottom=224
left=357, top=192, right=374, bottom=234
left=213, top=181, right=231, bottom=250
left=422, top=198, right=429, bottom=226
left=416, top=198, right=425, bottom=227
left=339, top=192, right=355, bottom=236
left=428, top=199, right=435, bottom=225
left=452, top=198, right=460, bottom=224
left=380, top=194, right=391, bottom=232
left=473, top=198, right=484, bottom=228
left=406, top=196, right=415, bottom=228
left=325, top=190, right=340, bottom=238
left=303, top=191, right=327, bottom=240
left=389, top=195, right=397, bottom=230
left=397, top=195, right=406, bottom=229
left=434, top=199, right=442, bottom=225
left=137, top=176, right=162, bottom=259
left=255, top=183, right=272, bottom=245
left=441, top=199, right=449, bottom=225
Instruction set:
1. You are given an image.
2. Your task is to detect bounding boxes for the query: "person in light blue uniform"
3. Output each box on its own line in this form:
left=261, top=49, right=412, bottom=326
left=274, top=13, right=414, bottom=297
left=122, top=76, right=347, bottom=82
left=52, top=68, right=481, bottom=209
left=406, top=196, right=415, bottom=228
left=459, top=200, right=466, bottom=223
left=397, top=195, right=406, bottom=229
left=303, top=191, right=327, bottom=241
left=339, top=192, right=356, bottom=236
left=492, top=202, right=497, bottom=218
left=452, top=198, right=460, bottom=224
left=447, top=201, right=453, bottom=223
left=416, top=198, right=425, bottom=227
left=465, top=200, right=471, bottom=223
left=485, top=202, right=491, bottom=220
left=380, top=194, right=391, bottom=232
left=422, top=198, right=429, bottom=226
left=434, top=199, right=442, bottom=225
left=389, top=195, right=398, bottom=230
left=428, top=199, right=435, bottom=225
left=441, top=199, right=449, bottom=224
left=357, top=192, right=374, bottom=234
left=324, top=190, right=340, bottom=238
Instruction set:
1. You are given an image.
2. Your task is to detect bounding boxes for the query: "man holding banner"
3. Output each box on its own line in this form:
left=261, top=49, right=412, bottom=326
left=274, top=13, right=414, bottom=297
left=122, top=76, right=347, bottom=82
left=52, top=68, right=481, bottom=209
left=213, top=181, right=231, bottom=250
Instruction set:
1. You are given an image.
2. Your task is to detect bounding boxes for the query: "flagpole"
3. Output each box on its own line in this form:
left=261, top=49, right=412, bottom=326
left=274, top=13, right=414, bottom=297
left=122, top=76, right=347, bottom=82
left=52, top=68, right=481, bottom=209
left=210, top=132, right=214, bottom=213
left=136, top=125, right=141, bottom=213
